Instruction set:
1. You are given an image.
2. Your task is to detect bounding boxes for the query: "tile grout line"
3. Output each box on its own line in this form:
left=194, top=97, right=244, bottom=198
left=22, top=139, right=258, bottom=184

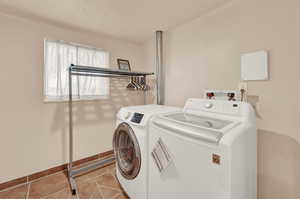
left=95, top=182, right=105, bottom=199
left=0, top=151, right=114, bottom=191
left=0, top=182, right=27, bottom=193
left=111, top=193, right=121, bottom=199
left=76, top=190, right=80, bottom=199
left=73, top=165, right=112, bottom=199
left=44, top=189, right=60, bottom=199
left=99, top=185, right=122, bottom=192
left=25, top=182, right=31, bottom=199
left=39, top=187, right=68, bottom=199
left=29, top=174, right=70, bottom=199
left=85, top=167, right=122, bottom=192
left=28, top=169, right=67, bottom=184
left=83, top=170, right=108, bottom=182
left=0, top=160, right=116, bottom=198
left=0, top=173, right=32, bottom=193
left=110, top=167, right=129, bottom=199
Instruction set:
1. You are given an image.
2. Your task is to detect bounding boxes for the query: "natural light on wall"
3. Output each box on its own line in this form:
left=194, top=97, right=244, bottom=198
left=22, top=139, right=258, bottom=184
left=44, top=39, right=109, bottom=101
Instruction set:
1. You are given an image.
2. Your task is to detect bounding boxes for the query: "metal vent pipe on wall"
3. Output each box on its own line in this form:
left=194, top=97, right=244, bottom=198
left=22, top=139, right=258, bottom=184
left=156, top=30, right=163, bottom=105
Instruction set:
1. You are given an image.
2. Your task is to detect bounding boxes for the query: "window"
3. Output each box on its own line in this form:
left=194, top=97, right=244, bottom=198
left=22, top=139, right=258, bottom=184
left=44, top=39, right=109, bottom=101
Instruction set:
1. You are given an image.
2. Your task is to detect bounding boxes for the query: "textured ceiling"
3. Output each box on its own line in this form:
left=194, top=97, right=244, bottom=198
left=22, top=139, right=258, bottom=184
left=0, top=0, right=230, bottom=43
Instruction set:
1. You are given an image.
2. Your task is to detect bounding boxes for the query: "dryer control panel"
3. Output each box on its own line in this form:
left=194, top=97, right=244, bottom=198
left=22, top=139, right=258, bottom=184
left=131, top=113, right=144, bottom=124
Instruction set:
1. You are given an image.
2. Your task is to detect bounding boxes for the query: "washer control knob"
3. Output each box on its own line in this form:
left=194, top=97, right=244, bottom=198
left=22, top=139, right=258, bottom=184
left=204, top=102, right=213, bottom=109
left=123, top=112, right=131, bottom=120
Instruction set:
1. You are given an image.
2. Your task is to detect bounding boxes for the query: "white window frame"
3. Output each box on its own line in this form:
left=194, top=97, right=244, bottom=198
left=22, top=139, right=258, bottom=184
left=43, top=39, right=110, bottom=102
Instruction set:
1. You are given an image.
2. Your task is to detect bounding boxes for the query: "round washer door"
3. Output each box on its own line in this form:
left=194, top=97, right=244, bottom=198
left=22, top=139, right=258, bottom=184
left=113, top=122, right=141, bottom=180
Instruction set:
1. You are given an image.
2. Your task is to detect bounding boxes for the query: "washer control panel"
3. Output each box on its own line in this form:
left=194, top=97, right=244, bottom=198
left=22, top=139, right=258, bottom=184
left=131, top=112, right=144, bottom=124
left=184, top=98, right=243, bottom=116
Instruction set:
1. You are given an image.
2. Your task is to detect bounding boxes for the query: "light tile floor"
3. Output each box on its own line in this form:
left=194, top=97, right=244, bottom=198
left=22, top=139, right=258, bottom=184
left=0, top=163, right=129, bottom=199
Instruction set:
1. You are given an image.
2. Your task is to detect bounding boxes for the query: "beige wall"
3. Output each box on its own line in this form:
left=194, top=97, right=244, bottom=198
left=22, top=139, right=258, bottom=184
left=144, top=0, right=300, bottom=198
left=0, top=12, right=147, bottom=183
left=1, top=0, right=300, bottom=197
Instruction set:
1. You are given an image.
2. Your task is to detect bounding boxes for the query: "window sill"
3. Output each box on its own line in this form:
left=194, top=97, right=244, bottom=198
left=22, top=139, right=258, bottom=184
left=44, top=96, right=110, bottom=103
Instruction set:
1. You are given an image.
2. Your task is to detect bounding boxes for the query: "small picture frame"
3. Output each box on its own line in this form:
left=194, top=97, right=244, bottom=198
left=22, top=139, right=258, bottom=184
left=117, top=59, right=131, bottom=71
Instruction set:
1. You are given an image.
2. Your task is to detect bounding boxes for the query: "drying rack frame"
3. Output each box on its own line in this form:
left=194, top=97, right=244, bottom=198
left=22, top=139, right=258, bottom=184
left=67, top=31, right=162, bottom=195
left=68, top=65, right=154, bottom=194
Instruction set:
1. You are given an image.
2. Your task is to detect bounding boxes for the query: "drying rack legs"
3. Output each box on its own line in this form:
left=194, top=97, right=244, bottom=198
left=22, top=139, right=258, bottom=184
left=67, top=68, right=117, bottom=195
left=69, top=175, right=77, bottom=195
left=68, top=156, right=116, bottom=195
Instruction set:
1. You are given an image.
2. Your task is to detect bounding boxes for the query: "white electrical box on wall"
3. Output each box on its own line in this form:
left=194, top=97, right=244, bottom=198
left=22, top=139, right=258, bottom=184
left=241, top=50, right=268, bottom=81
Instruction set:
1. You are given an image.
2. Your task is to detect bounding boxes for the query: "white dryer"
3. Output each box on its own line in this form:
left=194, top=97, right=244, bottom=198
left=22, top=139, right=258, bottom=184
left=113, top=104, right=179, bottom=199
left=148, top=98, right=257, bottom=199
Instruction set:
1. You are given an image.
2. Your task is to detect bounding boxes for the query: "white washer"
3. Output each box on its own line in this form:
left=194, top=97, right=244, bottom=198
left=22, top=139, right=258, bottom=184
left=148, top=98, right=257, bottom=199
left=113, top=104, right=179, bottom=199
